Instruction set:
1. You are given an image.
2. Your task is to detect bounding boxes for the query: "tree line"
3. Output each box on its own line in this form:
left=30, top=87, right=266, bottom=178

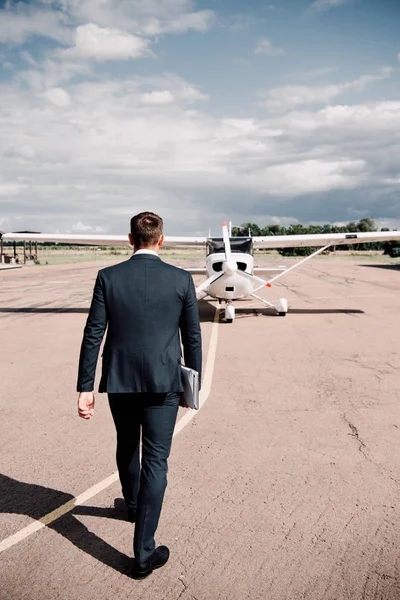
left=232, top=218, right=400, bottom=257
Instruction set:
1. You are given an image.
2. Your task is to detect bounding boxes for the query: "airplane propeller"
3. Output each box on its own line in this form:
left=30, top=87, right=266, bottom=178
left=222, top=221, right=237, bottom=276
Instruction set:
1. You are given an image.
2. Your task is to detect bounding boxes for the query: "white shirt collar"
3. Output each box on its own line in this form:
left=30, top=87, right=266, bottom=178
left=134, top=249, right=159, bottom=257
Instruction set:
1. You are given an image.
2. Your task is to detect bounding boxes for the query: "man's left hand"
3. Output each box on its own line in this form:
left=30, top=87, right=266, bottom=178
left=179, top=395, right=190, bottom=409
left=78, top=392, right=95, bottom=419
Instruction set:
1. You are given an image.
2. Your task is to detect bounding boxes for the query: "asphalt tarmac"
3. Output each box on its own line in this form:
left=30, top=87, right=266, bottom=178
left=1, top=256, right=400, bottom=600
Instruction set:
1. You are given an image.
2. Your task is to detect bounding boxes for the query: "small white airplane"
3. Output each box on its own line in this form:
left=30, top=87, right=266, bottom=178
left=2, top=223, right=400, bottom=323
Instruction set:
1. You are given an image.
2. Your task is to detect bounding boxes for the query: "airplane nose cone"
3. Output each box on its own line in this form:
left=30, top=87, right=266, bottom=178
left=223, top=259, right=237, bottom=276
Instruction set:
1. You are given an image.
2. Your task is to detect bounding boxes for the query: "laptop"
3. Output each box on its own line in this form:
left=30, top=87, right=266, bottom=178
left=181, top=365, right=200, bottom=410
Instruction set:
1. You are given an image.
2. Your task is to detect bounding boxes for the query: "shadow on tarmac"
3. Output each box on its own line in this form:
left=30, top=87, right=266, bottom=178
left=233, top=307, right=364, bottom=319
left=0, top=307, right=89, bottom=313
left=0, top=302, right=364, bottom=320
left=0, top=300, right=217, bottom=323
left=358, top=263, right=400, bottom=271
left=0, top=473, right=133, bottom=576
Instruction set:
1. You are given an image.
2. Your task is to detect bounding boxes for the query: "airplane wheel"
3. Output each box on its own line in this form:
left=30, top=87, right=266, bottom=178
left=276, top=297, right=288, bottom=316
left=225, top=303, right=235, bottom=322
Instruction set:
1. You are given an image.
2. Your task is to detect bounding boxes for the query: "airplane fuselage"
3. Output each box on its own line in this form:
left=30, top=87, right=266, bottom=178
left=205, top=251, right=255, bottom=300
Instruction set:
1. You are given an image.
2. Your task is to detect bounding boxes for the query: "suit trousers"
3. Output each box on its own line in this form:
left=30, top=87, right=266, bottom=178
left=108, top=392, right=180, bottom=565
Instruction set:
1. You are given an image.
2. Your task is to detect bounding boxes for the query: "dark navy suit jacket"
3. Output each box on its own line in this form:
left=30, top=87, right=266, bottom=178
left=77, top=253, right=202, bottom=394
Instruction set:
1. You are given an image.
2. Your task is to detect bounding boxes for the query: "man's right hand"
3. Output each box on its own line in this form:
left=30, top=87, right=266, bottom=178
left=78, top=391, right=95, bottom=419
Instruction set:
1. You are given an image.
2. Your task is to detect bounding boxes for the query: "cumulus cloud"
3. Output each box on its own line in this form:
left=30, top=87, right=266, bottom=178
left=140, top=90, right=176, bottom=105
left=1, top=59, right=400, bottom=234
left=0, top=0, right=216, bottom=52
left=123, top=75, right=209, bottom=106
left=255, top=38, right=284, bottom=56
left=17, top=59, right=93, bottom=92
left=181, top=85, right=209, bottom=102
left=63, top=0, right=216, bottom=36
left=0, top=1, right=398, bottom=233
left=44, top=87, right=72, bottom=108
left=260, top=67, right=393, bottom=111
left=71, top=222, right=106, bottom=233
left=55, top=0, right=216, bottom=35
left=58, top=23, right=150, bottom=61
left=0, top=5, right=70, bottom=45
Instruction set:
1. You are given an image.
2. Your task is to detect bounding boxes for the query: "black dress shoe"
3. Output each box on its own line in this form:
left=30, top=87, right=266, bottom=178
left=132, top=545, right=170, bottom=580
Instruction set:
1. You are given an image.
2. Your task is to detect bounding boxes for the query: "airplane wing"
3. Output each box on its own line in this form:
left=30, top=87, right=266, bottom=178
left=3, top=229, right=400, bottom=249
left=0, top=232, right=207, bottom=247
left=252, top=231, right=400, bottom=249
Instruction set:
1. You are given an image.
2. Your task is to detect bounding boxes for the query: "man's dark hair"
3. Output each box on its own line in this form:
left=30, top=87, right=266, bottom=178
left=130, top=212, right=163, bottom=248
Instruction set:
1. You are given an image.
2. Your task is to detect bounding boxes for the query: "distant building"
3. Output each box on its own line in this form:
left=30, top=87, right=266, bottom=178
left=0, top=231, right=41, bottom=264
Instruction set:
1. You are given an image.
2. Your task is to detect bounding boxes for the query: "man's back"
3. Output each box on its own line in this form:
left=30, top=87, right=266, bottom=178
left=77, top=254, right=202, bottom=394
left=76, top=212, right=202, bottom=577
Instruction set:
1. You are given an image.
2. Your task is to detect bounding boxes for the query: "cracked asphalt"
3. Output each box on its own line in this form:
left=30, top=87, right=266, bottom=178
left=1, top=256, right=400, bottom=600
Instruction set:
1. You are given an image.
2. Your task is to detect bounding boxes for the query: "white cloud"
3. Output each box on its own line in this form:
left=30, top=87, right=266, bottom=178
left=0, top=0, right=216, bottom=52
left=255, top=38, right=284, bottom=56
left=135, top=76, right=209, bottom=106
left=0, top=1, right=398, bottom=232
left=260, top=67, right=393, bottom=111
left=263, top=159, right=366, bottom=194
left=311, top=0, right=352, bottom=11
left=44, top=87, right=72, bottom=108
left=159, top=10, right=215, bottom=35
left=181, top=85, right=209, bottom=102
left=59, top=23, right=150, bottom=61
left=40, top=0, right=215, bottom=37
left=71, top=222, right=105, bottom=233
left=0, top=5, right=70, bottom=44
left=16, top=58, right=93, bottom=92
left=0, top=182, right=28, bottom=196
left=1, top=53, right=399, bottom=232
left=140, top=90, right=176, bottom=105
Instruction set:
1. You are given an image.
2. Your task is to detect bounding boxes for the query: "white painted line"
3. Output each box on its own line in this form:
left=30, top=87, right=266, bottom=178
left=0, top=309, right=220, bottom=554
left=0, top=473, right=119, bottom=553
left=173, top=306, right=220, bottom=437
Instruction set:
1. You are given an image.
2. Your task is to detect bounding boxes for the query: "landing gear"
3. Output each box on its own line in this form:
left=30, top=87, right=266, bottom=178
left=276, top=297, right=288, bottom=317
left=250, top=292, right=288, bottom=316
left=225, top=301, right=235, bottom=323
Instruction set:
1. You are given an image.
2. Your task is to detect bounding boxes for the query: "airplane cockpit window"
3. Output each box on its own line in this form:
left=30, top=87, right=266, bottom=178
left=206, top=237, right=253, bottom=256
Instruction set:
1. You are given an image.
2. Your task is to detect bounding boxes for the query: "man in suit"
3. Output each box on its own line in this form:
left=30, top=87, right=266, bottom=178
left=76, top=211, right=202, bottom=579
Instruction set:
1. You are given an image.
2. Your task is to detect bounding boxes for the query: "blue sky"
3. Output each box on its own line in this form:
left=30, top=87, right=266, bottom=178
left=0, top=0, right=399, bottom=235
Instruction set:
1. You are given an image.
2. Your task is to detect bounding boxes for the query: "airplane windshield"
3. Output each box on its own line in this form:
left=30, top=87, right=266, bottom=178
left=206, top=237, right=253, bottom=256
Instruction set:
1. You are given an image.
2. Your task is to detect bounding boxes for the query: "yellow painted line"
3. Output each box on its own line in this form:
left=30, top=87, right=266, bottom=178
left=0, top=308, right=220, bottom=554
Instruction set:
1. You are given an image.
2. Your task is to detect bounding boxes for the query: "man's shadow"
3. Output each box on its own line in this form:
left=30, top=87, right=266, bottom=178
left=0, top=473, right=133, bottom=576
